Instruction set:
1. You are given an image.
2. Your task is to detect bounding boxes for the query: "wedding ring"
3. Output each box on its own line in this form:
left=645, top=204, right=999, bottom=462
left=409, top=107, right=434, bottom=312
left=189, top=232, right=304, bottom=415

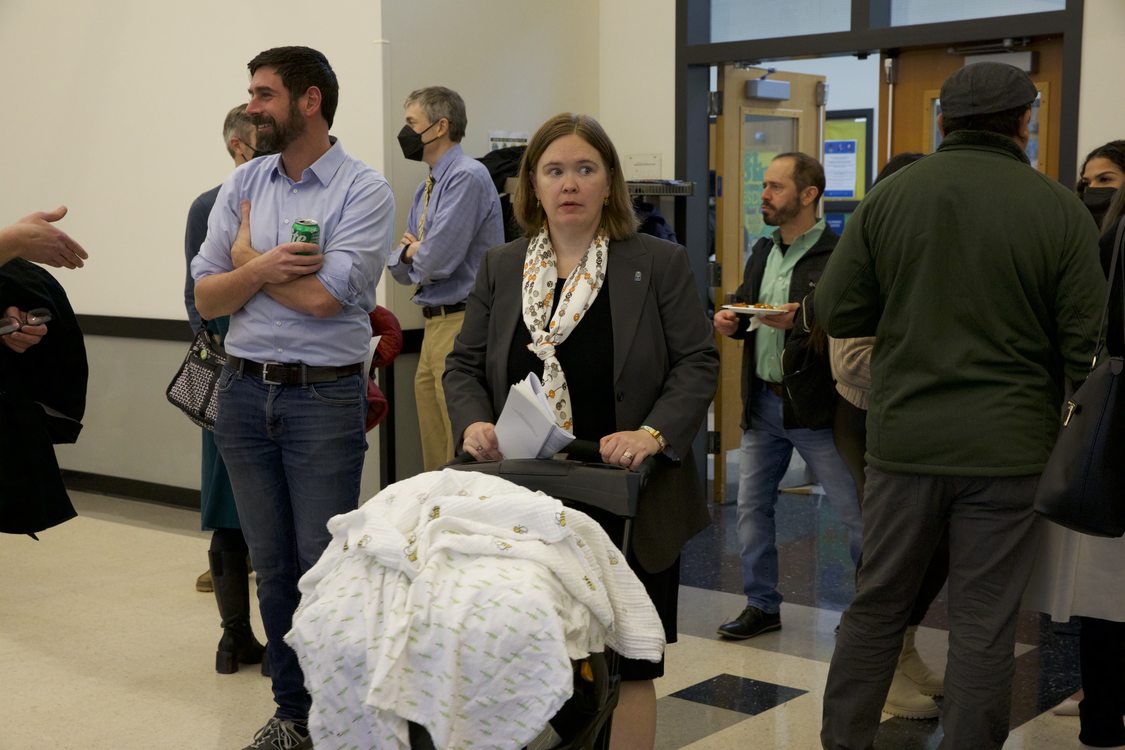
left=474, top=444, right=484, bottom=452
left=622, top=451, right=634, bottom=463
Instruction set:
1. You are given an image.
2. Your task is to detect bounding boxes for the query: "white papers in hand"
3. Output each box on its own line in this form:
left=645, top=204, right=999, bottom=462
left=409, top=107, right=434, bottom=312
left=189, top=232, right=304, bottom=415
left=494, top=373, right=576, bottom=459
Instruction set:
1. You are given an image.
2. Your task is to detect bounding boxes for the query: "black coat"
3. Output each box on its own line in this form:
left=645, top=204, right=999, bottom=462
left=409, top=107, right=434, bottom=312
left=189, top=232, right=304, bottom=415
left=1101, top=217, right=1125, bottom=358
left=731, top=227, right=839, bottom=430
left=0, top=259, right=87, bottom=535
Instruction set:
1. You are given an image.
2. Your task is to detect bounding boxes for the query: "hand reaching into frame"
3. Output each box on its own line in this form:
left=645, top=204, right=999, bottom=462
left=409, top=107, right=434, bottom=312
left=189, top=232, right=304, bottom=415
left=2, top=206, right=88, bottom=269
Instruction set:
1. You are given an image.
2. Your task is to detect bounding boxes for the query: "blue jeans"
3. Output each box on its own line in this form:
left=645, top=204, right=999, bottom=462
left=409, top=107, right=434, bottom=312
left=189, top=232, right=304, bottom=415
left=736, top=386, right=862, bottom=613
left=214, top=367, right=367, bottom=722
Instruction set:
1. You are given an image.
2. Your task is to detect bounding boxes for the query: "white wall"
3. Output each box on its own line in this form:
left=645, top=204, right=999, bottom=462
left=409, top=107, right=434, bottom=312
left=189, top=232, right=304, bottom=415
left=0, top=0, right=387, bottom=497
left=598, top=0, right=677, bottom=179
left=0, top=0, right=386, bottom=321
left=1077, top=0, right=1125, bottom=164
left=378, top=0, right=601, bottom=330
left=54, top=338, right=203, bottom=489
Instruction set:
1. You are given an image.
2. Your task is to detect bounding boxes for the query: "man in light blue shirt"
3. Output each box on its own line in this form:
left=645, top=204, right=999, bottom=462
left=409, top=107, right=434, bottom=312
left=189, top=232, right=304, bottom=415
left=387, top=86, right=503, bottom=469
left=192, top=46, right=394, bottom=750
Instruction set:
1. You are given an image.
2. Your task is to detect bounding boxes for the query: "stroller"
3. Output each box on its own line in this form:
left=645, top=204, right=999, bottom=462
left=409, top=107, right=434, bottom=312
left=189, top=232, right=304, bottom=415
left=290, top=449, right=657, bottom=746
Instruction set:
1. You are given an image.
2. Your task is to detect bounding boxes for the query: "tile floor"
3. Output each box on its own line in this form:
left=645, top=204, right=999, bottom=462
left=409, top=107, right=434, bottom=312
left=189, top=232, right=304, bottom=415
left=0, top=488, right=1091, bottom=749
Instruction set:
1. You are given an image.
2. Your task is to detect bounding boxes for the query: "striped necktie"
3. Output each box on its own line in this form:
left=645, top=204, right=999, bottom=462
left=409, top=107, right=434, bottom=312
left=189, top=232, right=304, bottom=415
left=417, top=173, right=434, bottom=241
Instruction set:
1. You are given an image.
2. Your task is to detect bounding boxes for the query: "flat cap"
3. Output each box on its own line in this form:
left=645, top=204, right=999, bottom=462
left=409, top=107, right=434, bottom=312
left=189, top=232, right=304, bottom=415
left=939, top=62, right=1038, bottom=118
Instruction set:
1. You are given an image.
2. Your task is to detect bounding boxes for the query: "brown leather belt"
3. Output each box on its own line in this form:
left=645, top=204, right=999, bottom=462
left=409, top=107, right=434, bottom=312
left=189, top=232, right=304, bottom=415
left=762, top=381, right=785, bottom=397
left=228, top=356, right=363, bottom=385
left=421, top=302, right=467, bottom=319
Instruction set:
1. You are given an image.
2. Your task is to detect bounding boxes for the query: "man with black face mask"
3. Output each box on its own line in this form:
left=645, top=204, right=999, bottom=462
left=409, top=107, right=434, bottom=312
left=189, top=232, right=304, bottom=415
left=387, top=86, right=503, bottom=470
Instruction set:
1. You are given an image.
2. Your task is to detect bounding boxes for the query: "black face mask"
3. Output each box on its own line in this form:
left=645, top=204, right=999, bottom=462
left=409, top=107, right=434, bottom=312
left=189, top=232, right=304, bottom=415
left=248, top=143, right=277, bottom=159
left=1082, top=187, right=1117, bottom=226
left=397, top=121, right=439, bottom=161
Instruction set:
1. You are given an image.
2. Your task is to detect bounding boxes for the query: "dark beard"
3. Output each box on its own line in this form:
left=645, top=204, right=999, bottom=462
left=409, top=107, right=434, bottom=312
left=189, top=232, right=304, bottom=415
left=253, top=99, right=305, bottom=152
left=762, top=198, right=800, bottom=227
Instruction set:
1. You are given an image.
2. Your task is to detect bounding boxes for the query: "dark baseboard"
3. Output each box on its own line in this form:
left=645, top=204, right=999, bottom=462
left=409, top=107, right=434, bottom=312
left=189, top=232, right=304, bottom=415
left=61, top=470, right=200, bottom=510
left=77, top=314, right=195, bottom=342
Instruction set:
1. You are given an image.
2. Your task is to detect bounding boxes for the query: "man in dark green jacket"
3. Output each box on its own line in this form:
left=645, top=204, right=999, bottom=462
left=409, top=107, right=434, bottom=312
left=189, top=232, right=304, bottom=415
left=817, top=62, right=1105, bottom=750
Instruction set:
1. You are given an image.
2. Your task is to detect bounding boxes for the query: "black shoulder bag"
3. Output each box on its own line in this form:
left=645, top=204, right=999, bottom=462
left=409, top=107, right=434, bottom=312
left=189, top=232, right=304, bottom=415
left=1033, top=217, right=1125, bottom=537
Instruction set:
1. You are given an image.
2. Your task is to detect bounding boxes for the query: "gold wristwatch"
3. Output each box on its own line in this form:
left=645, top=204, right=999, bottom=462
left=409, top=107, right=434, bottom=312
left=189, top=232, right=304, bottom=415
left=640, top=425, right=667, bottom=451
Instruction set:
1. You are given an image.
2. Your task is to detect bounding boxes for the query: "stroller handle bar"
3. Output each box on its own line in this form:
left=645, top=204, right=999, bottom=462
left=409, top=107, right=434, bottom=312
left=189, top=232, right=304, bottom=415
left=446, top=439, right=654, bottom=519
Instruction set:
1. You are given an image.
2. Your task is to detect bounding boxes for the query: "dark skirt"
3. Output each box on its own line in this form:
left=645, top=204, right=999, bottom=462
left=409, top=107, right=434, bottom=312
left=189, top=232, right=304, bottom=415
left=200, top=428, right=240, bottom=530
left=575, top=503, right=679, bottom=681
left=200, top=316, right=240, bottom=531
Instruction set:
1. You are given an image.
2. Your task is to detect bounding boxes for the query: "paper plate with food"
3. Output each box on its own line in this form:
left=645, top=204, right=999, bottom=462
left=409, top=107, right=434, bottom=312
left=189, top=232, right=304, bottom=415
left=722, top=302, right=787, bottom=316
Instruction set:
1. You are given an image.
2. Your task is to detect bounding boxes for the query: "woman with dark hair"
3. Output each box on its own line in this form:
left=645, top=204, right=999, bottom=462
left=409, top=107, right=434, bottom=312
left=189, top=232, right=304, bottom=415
left=1023, top=139, right=1125, bottom=748
left=1077, top=140, right=1125, bottom=229
left=444, top=113, right=719, bottom=749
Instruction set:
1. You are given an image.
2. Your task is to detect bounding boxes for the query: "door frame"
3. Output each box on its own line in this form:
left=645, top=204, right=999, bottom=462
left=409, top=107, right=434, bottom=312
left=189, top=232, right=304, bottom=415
left=712, top=66, right=827, bottom=499
left=674, top=0, right=1084, bottom=501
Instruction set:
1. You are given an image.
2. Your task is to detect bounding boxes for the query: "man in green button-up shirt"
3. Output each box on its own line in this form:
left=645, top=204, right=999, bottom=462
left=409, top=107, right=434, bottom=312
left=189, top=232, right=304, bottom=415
left=713, top=153, right=862, bottom=643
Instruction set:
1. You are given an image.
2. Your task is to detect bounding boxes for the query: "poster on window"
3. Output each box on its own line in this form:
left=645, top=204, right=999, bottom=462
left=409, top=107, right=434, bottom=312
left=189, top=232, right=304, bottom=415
left=824, top=140, right=858, bottom=199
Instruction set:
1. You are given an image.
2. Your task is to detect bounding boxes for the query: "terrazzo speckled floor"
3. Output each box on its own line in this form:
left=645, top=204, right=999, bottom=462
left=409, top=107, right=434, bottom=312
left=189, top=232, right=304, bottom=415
left=0, top=487, right=1091, bottom=749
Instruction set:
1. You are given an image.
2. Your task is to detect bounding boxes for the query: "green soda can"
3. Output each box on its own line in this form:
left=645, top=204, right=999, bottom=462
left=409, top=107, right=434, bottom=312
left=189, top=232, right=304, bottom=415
left=291, top=219, right=320, bottom=254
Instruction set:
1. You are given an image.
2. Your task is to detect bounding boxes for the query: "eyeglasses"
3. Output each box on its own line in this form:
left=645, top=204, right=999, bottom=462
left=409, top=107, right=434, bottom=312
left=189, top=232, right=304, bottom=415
left=0, top=307, right=52, bottom=336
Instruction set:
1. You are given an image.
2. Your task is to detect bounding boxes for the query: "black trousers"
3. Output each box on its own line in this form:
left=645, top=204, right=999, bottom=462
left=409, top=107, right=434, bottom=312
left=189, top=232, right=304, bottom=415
left=1079, top=616, right=1125, bottom=747
left=822, top=470, right=1041, bottom=749
left=832, top=397, right=949, bottom=626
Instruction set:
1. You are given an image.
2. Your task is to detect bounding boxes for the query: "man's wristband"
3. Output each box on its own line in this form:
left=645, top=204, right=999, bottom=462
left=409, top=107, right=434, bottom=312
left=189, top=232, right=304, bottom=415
left=640, top=425, right=667, bottom=451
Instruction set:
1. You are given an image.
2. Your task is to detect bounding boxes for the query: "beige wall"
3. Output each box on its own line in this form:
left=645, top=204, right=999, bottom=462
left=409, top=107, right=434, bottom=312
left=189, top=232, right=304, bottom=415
left=598, top=0, right=677, bottom=178
left=55, top=338, right=203, bottom=490
left=378, top=0, right=603, bottom=331
left=1077, top=0, right=1125, bottom=165
left=18, top=0, right=663, bottom=494
left=0, top=0, right=387, bottom=321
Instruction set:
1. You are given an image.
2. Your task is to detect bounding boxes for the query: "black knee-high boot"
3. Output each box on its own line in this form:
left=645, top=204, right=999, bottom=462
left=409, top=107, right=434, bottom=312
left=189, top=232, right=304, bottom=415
left=210, top=535, right=265, bottom=674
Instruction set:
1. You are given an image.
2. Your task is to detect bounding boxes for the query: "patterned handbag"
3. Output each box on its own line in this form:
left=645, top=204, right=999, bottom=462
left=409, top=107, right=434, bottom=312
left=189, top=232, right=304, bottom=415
left=166, top=323, right=226, bottom=430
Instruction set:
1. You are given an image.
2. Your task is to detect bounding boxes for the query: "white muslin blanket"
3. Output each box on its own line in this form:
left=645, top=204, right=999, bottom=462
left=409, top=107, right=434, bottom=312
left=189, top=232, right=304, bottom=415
left=286, top=468, right=665, bottom=750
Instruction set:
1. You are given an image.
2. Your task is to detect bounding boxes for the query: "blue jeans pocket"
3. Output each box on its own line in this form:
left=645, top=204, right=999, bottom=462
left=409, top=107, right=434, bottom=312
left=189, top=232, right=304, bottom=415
left=216, top=366, right=237, bottom=394
left=306, top=376, right=363, bottom=406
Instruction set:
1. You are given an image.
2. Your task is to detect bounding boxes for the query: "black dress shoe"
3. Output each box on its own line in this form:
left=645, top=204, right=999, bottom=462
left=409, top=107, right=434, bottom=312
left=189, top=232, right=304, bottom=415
left=717, top=606, right=781, bottom=640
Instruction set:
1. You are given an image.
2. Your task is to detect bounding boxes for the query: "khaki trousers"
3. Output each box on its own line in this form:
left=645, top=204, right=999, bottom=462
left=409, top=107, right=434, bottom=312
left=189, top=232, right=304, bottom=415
left=415, top=311, right=464, bottom=471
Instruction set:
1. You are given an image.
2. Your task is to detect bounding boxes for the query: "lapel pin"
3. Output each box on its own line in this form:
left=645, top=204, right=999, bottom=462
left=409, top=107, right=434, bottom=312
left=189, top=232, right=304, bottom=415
left=634, top=271, right=642, bottom=282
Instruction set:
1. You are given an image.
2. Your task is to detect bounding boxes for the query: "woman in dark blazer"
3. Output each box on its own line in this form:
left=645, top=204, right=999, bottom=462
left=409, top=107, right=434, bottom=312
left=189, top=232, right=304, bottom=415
left=444, top=113, right=718, bottom=749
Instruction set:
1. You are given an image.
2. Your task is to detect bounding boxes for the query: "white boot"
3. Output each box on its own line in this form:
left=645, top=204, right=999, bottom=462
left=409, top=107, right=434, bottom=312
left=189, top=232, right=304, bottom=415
left=897, top=625, right=944, bottom=697
left=883, top=667, right=940, bottom=720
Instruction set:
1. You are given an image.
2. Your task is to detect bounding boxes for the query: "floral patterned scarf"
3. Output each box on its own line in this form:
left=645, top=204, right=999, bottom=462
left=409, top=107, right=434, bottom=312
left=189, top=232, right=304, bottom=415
left=521, top=225, right=608, bottom=432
